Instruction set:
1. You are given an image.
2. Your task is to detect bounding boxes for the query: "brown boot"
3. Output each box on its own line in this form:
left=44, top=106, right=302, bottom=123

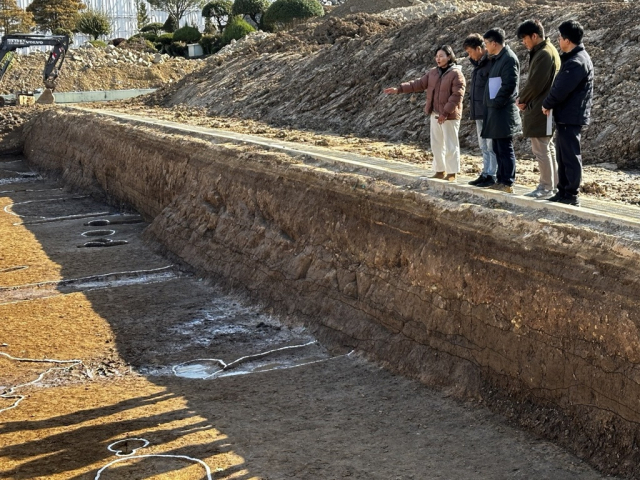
left=431, top=171, right=445, bottom=179
left=444, top=173, right=457, bottom=182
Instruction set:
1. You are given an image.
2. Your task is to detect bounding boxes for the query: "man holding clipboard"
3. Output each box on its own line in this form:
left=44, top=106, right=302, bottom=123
left=481, top=28, right=522, bottom=193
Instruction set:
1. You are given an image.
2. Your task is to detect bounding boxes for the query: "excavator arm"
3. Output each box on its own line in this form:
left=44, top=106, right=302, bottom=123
left=0, top=34, right=70, bottom=91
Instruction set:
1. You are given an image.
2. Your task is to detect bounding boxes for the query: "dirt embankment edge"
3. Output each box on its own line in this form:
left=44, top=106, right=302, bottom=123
left=21, top=108, right=640, bottom=478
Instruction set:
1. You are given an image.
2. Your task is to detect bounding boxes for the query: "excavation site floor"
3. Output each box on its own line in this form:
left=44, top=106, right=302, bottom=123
left=0, top=146, right=622, bottom=475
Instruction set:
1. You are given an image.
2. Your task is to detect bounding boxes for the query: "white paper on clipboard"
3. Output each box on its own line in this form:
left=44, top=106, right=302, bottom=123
left=546, top=109, right=553, bottom=136
left=488, top=77, right=502, bottom=99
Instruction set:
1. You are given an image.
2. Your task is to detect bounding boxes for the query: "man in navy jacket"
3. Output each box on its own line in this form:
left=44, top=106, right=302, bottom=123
left=542, top=20, right=594, bottom=207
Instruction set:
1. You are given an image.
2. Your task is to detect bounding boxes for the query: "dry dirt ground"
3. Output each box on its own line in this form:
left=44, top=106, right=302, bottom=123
left=1, top=2, right=640, bottom=478
left=0, top=46, right=202, bottom=95
left=0, top=154, right=619, bottom=479
left=83, top=102, right=640, bottom=207
left=2, top=101, right=640, bottom=206
left=4, top=2, right=640, bottom=203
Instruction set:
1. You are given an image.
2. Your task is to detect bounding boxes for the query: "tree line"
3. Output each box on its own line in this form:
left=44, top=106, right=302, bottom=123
left=0, top=0, right=325, bottom=53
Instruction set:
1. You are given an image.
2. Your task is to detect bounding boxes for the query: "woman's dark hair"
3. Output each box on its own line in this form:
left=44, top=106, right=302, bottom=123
left=462, top=33, right=484, bottom=50
left=517, top=19, right=544, bottom=39
left=435, top=44, right=457, bottom=65
left=558, top=20, right=584, bottom=45
left=483, top=28, right=505, bottom=45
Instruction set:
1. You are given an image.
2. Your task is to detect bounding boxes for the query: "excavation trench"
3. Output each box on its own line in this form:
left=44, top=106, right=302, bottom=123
left=18, top=107, right=640, bottom=477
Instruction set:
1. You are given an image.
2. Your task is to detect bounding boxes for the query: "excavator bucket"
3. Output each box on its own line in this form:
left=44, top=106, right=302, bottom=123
left=36, top=88, right=55, bottom=104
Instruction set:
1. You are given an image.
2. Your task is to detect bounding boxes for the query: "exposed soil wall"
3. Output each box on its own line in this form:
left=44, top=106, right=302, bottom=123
left=22, top=108, right=640, bottom=478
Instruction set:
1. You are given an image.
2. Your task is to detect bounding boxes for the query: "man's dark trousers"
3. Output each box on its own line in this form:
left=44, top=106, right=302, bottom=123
left=492, top=137, right=516, bottom=186
left=555, top=124, right=582, bottom=198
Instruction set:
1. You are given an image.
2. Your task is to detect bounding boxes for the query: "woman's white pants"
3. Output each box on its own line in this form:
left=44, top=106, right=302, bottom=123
left=430, top=113, right=461, bottom=174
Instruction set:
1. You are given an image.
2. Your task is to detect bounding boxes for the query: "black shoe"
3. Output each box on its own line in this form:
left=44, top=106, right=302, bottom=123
left=468, top=174, right=487, bottom=186
left=558, top=196, right=580, bottom=207
left=547, top=193, right=564, bottom=202
left=476, top=176, right=496, bottom=188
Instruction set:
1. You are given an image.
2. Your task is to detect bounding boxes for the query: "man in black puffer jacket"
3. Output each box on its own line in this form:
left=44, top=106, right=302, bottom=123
left=542, top=20, right=594, bottom=207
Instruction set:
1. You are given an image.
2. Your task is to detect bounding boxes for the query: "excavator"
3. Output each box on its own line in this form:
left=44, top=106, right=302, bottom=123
left=0, top=33, right=70, bottom=106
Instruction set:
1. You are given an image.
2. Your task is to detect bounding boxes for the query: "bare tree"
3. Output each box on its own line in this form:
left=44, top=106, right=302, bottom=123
left=147, top=0, right=204, bottom=26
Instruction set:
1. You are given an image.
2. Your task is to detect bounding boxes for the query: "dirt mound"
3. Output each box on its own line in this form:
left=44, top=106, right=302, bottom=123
left=0, top=105, right=51, bottom=154
left=379, top=0, right=495, bottom=22
left=0, top=43, right=203, bottom=95
left=331, top=0, right=425, bottom=16
left=145, top=2, right=640, bottom=169
left=313, top=14, right=399, bottom=43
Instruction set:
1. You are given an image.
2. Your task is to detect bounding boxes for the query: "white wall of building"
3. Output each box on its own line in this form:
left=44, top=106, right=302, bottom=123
left=15, top=0, right=205, bottom=44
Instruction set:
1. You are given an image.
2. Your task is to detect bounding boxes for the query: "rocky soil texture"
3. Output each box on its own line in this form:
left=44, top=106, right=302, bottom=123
left=0, top=43, right=202, bottom=94
left=145, top=3, right=640, bottom=171
left=21, top=108, right=640, bottom=478
left=2, top=1, right=640, bottom=202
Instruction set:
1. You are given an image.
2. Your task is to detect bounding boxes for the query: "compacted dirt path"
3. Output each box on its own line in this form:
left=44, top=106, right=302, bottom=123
left=0, top=154, right=617, bottom=479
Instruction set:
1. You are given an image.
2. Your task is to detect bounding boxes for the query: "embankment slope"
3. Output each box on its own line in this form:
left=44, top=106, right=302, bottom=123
left=154, top=3, right=640, bottom=168
left=22, top=108, right=640, bottom=478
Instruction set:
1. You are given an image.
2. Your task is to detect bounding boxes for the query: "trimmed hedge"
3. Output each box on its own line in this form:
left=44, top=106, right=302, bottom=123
left=173, top=25, right=202, bottom=43
left=222, top=16, right=255, bottom=43
left=157, top=33, right=174, bottom=45
left=141, top=22, right=164, bottom=34
left=199, top=34, right=224, bottom=54
left=163, top=15, right=177, bottom=33
left=231, top=0, right=269, bottom=21
left=263, top=0, right=323, bottom=30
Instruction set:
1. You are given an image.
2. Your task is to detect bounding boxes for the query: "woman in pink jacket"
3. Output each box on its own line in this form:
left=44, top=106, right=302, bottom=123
left=384, top=45, right=466, bottom=181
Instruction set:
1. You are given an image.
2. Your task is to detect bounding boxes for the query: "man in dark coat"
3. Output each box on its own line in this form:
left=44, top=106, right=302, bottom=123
left=463, top=33, right=497, bottom=187
left=481, top=28, right=522, bottom=193
left=542, top=20, right=594, bottom=207
left=516, top=19, right=561, bottom=198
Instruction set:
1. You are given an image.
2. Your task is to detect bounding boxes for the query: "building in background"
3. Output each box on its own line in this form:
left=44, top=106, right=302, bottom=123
left=14, top=0, right=204, bottom=44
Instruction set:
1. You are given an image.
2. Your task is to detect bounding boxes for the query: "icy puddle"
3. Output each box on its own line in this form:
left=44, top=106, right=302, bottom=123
left=138, top=297, right=341, bottom=380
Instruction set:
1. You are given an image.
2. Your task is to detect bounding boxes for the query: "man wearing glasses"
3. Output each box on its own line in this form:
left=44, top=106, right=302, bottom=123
left=481, top=28, right=522, bottom=193
left=542, top=20, right=594, bottom=207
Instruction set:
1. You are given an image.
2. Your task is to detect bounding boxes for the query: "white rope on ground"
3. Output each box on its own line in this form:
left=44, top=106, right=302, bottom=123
left=95, top=438, right=212, bottom=480
left=0, top=177, right=42, bottom=186
left=17, top=212, right=113, bottom=226
left=0, top=187, right=63, bottom=195
left=0, top=266, right=177, bottom=306
left=171, top=341, right=317, bottom=378
left=0, top=265, right=176, bottom=293
left=2, top=196, right=91, bottom=218
left=223, top=340, right=319, bottom=371
left=108, top=438, right=150, bottom=456
left=0, top=159, right=26, bottom=164
left=0, top=352, right=83, bottom=414
left=0, top=265, right=28, bottom=274
left=172, top=342, right=355, bottom=379
left=0, top=170, right=39, bottom=176
left=222, top=351, right=354, bottom=378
